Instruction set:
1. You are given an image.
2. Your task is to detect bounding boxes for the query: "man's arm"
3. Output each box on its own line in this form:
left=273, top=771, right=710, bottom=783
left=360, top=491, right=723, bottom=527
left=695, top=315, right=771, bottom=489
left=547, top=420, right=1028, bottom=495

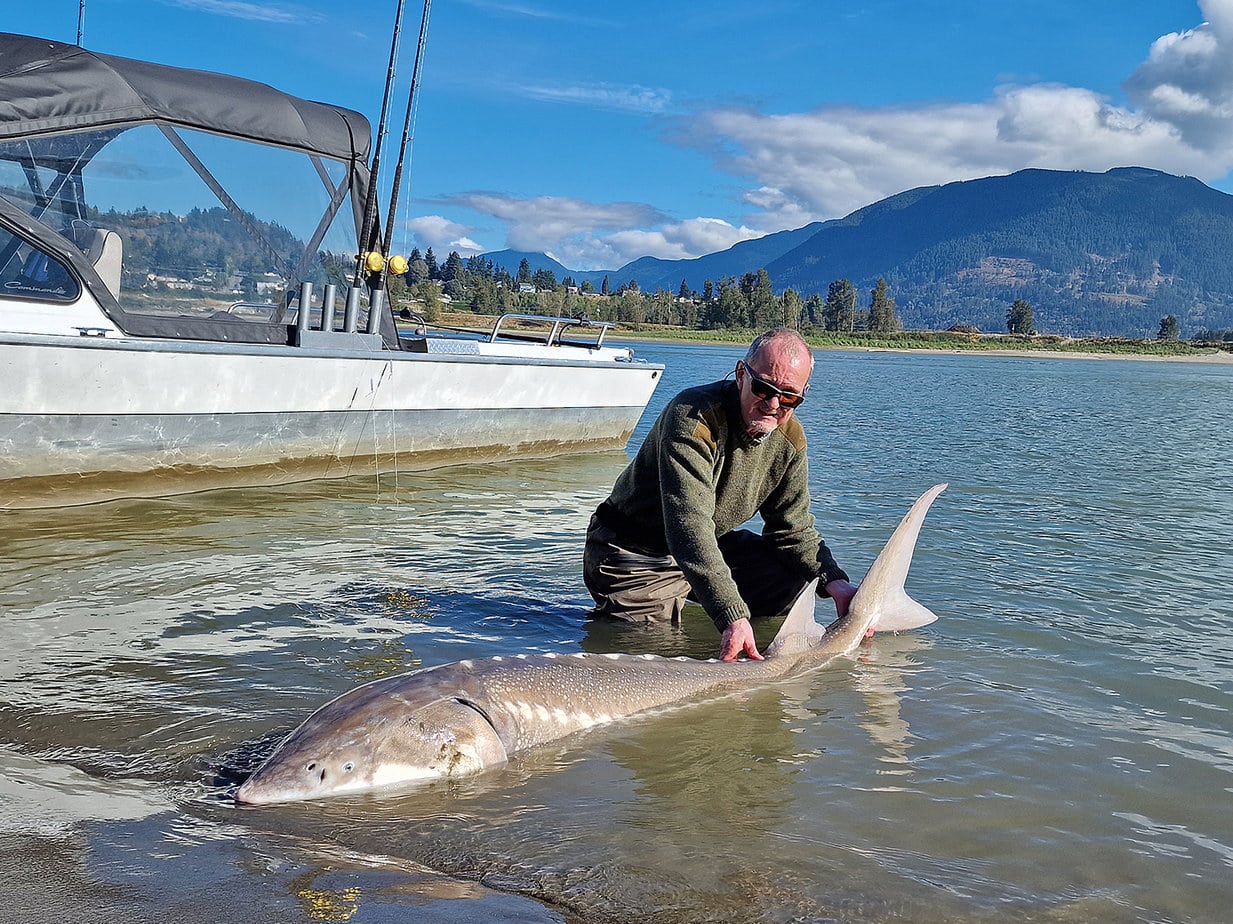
left=759, top=446, right=849, bottom=587
left=656, top=408, right=753, bottom=631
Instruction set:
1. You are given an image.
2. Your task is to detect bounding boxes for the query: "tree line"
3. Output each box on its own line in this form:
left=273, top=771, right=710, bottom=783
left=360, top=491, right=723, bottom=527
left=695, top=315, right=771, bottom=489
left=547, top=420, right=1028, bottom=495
left=389, top=250, right=915, bottom=335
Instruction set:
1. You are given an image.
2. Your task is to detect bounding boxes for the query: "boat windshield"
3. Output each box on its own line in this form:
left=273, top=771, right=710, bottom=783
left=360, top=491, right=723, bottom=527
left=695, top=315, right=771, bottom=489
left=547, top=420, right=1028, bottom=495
left=0, top=123, right=362, bottom=327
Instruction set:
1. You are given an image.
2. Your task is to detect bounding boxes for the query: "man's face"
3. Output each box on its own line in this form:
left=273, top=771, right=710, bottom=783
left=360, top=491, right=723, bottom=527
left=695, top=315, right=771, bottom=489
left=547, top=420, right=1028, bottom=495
left=735, top=342, right=812, bottom=438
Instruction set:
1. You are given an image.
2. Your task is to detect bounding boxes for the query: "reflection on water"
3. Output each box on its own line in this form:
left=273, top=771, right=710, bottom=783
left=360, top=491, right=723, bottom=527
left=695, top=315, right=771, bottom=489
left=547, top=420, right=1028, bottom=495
left=2, top=344, right=1232, bottom=922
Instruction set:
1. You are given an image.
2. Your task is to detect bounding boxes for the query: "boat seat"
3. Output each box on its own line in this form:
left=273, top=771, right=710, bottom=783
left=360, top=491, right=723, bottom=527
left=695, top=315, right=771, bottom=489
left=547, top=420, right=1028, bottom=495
left=72, top=224, right=123, bottom=301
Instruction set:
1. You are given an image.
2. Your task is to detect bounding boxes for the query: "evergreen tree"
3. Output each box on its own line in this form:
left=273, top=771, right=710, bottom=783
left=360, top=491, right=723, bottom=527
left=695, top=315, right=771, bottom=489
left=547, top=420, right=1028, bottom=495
left=823, top=278, right=857, bottom=332
left=469, top=277, right=498, bottom=313
left=1157, top=314, right=1180, bottom=340
left=707, top=276, right=745, bottom=329
left=408, top=256, right=429, bottom=284
left=868, top=278, right=899, bottom=333
left=424, top=247, right=439, bottom=280
left=601, top=275, right=610, bottom=296
left=1007, top=298, right=1035, bottom=334
left=741, top=269, right=777, bottom=329
left=678, top=278, right=691, bottom=299
left=517, top=258, right=532, bottom=284
left=443, top=250, right=465, bottom=283
left=802, top=292, right=824, bottom=330
left=702, top=279, right=714, bottom=302
left=780, top=289, right=803, bottom=328
left=531, top=268, right=558, bottom=291
left=411, top=278, right=441, bottom=321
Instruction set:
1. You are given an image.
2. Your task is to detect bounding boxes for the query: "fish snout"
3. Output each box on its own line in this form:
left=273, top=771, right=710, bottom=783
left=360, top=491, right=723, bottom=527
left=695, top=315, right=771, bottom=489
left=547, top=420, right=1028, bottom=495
left=234, top=752, right=359, bottom=805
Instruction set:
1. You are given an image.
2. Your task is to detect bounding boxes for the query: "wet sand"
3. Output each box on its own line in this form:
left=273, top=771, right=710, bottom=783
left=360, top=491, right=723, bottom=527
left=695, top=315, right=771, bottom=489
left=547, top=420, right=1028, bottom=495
left=608, top=332, right=1233, bottom=365
left=840, top=344, right=1233, bottom=364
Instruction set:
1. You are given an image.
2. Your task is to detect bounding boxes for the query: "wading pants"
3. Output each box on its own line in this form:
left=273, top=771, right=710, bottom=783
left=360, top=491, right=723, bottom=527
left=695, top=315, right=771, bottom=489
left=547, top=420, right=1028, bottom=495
left=582, top=514, right=809, bottom=626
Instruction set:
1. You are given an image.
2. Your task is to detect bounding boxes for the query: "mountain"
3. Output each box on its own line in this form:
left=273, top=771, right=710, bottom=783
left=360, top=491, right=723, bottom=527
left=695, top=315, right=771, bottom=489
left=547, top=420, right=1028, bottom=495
left=479, top=250, right=576, bottom=280
left=483, top=167, right=1233, bottom=336
left=766, top=167, right=1233, bottom=336
left=480, top=223, right=825, bottom=292
left=604, top=222, right=827, bottom=293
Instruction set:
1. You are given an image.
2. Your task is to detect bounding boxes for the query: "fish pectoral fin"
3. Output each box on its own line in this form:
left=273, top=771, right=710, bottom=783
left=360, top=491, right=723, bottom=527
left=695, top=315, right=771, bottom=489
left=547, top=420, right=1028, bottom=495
left=408, top=698, right=509, bottom=775
left=869, top=591, right=939, bottom=633
left=446, top=699, right=510, bottom=771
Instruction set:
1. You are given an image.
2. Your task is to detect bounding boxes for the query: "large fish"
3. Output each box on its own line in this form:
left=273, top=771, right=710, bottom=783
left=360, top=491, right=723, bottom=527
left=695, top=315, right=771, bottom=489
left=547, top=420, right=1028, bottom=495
left=235, top=483, right=947, bottom=804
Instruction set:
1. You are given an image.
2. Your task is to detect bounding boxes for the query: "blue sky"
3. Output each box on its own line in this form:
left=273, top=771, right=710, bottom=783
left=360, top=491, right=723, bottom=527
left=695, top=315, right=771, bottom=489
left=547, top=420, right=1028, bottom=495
left=11, top=1, right=1233, bottom=270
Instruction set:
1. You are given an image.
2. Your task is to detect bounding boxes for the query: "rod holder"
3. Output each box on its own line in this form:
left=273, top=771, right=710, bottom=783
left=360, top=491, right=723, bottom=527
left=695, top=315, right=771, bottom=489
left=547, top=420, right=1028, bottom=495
left=321, top=283, right=337, bottom=331
left=296, top=281, right=314, bottom=335
left=343, top=286, right=361, bottom=333
left=366, top=287, right=384, bottom=335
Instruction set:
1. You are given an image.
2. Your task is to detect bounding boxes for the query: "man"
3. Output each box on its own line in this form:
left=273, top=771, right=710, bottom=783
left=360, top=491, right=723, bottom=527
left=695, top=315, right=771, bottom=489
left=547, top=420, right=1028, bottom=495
left=583, top=327, right=857, bottom=661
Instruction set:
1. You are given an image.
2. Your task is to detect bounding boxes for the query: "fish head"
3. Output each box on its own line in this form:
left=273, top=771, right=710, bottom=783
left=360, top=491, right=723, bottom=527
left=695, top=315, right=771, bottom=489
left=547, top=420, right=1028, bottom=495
left=235, top=690, right=508, bottom=805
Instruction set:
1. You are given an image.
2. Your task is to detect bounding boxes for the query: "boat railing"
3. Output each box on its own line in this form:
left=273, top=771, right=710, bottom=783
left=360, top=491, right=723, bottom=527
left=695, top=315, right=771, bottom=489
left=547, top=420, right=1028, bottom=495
left=488, top=314, right=616, bottom=349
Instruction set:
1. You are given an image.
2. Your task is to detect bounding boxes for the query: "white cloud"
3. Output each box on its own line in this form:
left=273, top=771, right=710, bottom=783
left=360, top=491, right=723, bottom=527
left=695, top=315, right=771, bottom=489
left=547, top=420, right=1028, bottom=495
left=441, top=192, right=664, bottom=255
left=681, top=82, right=1226, bottom=228
left=673, top=0, right=1233, bottom=228
left=518, top=82, right=673, bottom=115
left=434, top=194, right=757, bottom=268
left=164, top=0, right=306, bottom=24
left=402, top=215, right=484, bottom=256
left=450, top=236, right=485, bottom=254
left=1124, top=0, right=1233, bottom=148
left=455, top=0, right=612, bottom=26
left=604, top=218, right=761, bottom=262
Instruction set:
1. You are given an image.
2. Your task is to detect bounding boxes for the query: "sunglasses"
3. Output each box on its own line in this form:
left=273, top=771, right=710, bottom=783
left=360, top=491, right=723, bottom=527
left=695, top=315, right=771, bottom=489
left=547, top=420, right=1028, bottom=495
left=739, top=362, right=807, bottom=408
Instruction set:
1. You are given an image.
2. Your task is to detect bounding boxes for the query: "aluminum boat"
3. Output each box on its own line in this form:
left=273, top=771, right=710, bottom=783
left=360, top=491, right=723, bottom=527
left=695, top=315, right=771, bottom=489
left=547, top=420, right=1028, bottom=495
left=0, top=34, right=662, bottom=508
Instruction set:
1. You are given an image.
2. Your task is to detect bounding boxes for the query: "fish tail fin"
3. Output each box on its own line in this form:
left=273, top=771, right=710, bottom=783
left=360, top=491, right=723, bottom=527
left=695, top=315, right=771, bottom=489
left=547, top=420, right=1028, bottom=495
left=869, top=590, right=939, bottom=632
left=851, top=483, right=947, bottom=634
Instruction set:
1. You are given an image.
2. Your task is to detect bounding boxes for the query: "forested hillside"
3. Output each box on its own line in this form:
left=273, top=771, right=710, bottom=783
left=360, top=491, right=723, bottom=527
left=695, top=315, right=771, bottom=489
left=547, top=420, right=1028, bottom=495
left=766, top=167, right=1233, bottom=336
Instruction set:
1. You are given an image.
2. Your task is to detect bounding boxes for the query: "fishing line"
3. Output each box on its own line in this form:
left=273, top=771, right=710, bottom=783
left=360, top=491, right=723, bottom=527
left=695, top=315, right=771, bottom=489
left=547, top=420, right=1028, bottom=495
left=378, top=0, right=433, bottom=279
left=354, top=0, right=408, bottom=289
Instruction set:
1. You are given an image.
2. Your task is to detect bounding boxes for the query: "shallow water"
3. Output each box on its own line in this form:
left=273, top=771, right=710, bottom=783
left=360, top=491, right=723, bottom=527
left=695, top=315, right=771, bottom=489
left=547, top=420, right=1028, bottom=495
left=1, top=342, right=1231, bottom=922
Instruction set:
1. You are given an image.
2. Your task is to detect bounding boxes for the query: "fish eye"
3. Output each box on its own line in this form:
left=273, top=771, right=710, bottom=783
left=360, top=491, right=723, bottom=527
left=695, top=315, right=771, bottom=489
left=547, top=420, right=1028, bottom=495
left=342, top=762, right=355, bottom=773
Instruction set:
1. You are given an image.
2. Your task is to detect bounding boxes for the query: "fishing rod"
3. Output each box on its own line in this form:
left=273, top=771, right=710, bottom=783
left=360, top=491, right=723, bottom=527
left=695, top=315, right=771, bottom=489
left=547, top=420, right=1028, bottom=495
left=353, top=0, right=408, bottom=289
left=372, top=0, right=432, bottom=297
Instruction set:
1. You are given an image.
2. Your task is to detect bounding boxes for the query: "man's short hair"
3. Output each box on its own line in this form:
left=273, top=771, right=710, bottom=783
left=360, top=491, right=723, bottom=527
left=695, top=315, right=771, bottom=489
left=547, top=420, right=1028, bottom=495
left=746, top=327, right=813, bottom=369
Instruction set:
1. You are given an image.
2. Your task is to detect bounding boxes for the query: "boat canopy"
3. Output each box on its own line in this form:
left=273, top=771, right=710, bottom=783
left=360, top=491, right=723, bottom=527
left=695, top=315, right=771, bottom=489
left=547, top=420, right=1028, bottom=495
left=0, top=33, right=371, bottom=168
left=0, top=33, right=408, bottom=349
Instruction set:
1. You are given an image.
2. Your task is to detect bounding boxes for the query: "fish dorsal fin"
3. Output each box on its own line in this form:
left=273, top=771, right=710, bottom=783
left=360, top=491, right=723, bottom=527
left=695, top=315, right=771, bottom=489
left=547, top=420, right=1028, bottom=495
left=850, top=483, right=947, bottom=633
left=765, top=579, right=823, bottom=658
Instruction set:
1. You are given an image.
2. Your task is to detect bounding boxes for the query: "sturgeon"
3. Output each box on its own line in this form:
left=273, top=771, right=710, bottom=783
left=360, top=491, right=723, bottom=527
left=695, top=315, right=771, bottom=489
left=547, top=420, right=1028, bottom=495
left=235, top=483, right=947, bottom=804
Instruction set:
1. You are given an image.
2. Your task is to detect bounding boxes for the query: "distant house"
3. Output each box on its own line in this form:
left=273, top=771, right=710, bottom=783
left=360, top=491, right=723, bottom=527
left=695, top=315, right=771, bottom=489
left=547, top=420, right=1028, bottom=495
left=254, top=273, right=284, bottom=296
left=146, top=273, right=193, bottom=290
left=518, top=283, right=536, bottom=294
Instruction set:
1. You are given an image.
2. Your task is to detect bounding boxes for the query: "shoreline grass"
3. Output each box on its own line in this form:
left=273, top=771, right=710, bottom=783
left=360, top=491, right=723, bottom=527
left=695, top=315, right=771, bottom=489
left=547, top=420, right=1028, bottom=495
left=418, top=311, right=1233, bottom=360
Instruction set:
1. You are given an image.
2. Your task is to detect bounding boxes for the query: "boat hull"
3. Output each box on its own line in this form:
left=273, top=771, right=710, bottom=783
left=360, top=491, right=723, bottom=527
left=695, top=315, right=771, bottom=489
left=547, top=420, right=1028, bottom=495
left=1, top=335, right=662, bottom=508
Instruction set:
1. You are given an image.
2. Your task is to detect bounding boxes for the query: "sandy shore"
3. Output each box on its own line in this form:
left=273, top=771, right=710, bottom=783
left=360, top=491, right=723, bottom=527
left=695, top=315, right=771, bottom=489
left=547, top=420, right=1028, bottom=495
left=838, top=345, right=1233, bottom=364
left=606, top=332, right=1233, bottom=365
left=425, top=314, right=1233, bottom=365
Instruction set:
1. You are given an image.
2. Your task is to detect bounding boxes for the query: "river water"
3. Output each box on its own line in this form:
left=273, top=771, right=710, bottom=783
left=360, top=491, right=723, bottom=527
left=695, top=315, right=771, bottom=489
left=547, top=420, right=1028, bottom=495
left=1, top=342, right=1231, bottom=923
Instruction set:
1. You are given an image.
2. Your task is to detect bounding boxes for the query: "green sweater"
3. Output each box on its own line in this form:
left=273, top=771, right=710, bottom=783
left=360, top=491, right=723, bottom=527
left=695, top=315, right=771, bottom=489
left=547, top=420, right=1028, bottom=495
left=597, top=379, right=847, bottom=629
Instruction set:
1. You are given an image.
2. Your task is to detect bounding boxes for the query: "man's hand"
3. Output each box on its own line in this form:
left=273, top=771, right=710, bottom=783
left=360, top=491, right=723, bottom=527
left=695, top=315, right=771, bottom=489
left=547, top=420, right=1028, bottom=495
left=824, top=578, right=858, bottom=617
left=719, top=617, right=764, bottom=662
left=824, top=578, right=870, bottom=636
